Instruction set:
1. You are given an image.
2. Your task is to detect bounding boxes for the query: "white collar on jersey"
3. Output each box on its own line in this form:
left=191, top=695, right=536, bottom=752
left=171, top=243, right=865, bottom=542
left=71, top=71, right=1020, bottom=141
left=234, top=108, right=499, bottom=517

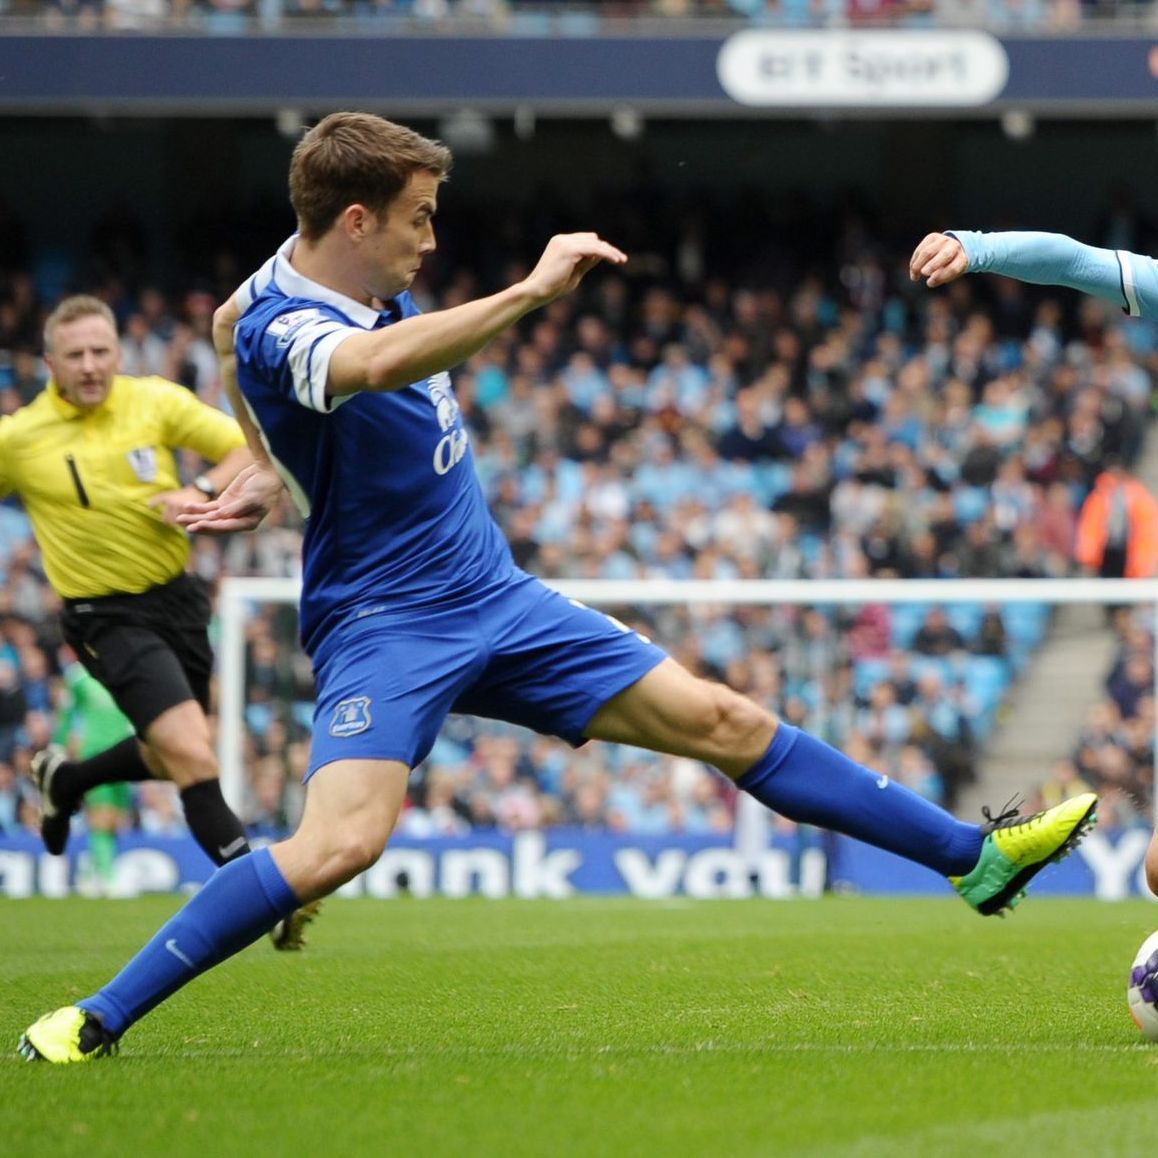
left=271, top=234, right=384, bottom=330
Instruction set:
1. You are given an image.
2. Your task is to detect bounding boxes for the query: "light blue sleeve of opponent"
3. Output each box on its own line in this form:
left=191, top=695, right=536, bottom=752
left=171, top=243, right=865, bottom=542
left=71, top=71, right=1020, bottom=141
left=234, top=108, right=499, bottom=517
left=947, top=229, right=1158, bottom=319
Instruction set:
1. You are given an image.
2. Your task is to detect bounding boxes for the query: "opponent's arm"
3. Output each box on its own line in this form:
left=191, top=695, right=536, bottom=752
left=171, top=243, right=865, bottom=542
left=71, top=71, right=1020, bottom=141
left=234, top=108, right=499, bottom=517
left=910, top=229, right=1158, bottom=318
left=327, top=232, right=626, bottom=396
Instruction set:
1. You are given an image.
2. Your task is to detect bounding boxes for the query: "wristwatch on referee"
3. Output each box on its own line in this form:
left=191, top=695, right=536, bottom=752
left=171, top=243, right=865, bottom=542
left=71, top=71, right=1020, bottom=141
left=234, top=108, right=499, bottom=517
left=192, top=474, right=218, bottom=500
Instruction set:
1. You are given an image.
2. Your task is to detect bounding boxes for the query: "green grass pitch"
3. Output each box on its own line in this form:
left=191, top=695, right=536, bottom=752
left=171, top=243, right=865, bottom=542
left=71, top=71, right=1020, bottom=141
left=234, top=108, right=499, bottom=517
left=5, top=895, right=1158, bottom=1157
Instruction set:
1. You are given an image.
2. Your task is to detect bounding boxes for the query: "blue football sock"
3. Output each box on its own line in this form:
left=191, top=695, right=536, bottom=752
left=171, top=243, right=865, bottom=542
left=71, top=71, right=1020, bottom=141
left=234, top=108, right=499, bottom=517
left=736, top=724, right=983, bottom=876
left=79, top=847, right=300, bottom=1036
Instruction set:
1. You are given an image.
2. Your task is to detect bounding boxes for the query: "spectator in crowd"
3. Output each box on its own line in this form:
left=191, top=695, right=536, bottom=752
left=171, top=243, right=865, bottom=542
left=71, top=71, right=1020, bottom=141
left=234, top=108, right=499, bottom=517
left=0, top=658, right=29, bottom=759
left=136, top=780, right=188, bottom=837
left=119, top=312, right=169, bottom=378
left=972, top=606, right=1008, bottom=658
left=896, top=743, right=944, bottom=805
left=854, top=680, right=910, bottom=750
left=1106, top=650, right=1154, bottom=721
left=1035, top=757, right=1094, bottom=811
left=0, top=757, right=37, bottom=835
left=912, top=607, right=967, bottom=657
left=911, top=668, right=976, bottom=807
left=1074, top=459, right=1158, bottom=579
left=397, top=769, right=470, bottom=838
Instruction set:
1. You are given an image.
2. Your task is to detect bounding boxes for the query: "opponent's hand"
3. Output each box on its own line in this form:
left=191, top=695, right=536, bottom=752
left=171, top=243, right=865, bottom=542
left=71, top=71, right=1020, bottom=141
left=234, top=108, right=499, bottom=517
left=909, top=232, right=970, bottom=288
left=175, top=462, right=286, bottom=534
left=522, top=233, right=627, bottom=306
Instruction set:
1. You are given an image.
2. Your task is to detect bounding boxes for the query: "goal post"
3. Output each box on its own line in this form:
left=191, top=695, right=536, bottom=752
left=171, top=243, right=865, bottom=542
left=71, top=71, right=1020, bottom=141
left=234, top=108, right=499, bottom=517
left=216, top=576, right=1158, bottom=822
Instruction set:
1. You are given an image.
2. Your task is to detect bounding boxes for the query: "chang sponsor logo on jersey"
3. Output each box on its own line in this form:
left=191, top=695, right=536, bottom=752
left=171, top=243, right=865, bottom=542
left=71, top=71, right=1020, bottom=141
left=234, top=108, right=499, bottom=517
left=425, top=371, right=470, bottom=476
left=330, top=696, right=372, bottom=738
left=267, top=308, right=325, bottom=348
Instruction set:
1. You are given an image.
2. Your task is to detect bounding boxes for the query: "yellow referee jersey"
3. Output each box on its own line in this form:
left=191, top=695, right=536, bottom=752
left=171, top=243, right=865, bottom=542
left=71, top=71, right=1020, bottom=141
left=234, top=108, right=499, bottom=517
left=0, top=376, right=246, bottom=599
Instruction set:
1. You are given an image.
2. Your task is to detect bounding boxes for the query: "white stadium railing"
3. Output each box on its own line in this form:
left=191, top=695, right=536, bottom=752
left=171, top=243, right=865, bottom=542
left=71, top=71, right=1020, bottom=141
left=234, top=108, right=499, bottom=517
left=217, top=576, right=1158, bottom=819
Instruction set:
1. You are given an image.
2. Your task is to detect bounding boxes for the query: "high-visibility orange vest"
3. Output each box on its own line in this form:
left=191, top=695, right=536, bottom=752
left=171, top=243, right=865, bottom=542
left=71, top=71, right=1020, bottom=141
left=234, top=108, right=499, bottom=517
left=1074, top=473, right=1158, bottom=578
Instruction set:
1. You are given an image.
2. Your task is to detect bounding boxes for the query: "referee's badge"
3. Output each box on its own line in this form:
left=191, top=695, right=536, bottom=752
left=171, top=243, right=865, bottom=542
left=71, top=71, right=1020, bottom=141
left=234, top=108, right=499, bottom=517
left=330, top=696, right=372, bottom=738
left=127, top=447, right=158, bottom=483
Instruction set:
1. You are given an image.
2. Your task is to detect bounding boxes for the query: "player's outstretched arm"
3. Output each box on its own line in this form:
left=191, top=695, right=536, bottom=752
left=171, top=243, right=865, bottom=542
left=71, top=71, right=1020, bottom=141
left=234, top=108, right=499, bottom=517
left=912, top=228, right=1158, bottom=318
left=328, top=233, right=627, bottom=397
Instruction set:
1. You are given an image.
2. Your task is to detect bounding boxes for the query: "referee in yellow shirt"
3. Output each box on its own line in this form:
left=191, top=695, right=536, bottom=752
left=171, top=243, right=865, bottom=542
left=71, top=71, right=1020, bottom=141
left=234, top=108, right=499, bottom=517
left=0, top=295, right=266, bottom=886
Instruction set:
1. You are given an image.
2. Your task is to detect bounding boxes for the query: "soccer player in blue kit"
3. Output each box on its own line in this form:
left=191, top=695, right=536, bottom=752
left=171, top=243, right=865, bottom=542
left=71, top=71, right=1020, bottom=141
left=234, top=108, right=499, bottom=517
left=20, top=114, right=1097, bottom=1063
left=911, top=224, right=1158, bottom=898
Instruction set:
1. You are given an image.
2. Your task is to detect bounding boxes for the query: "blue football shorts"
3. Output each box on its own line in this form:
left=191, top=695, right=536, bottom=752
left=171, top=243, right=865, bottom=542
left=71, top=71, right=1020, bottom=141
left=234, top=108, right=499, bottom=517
left=306, top=572, right=667, bottom=778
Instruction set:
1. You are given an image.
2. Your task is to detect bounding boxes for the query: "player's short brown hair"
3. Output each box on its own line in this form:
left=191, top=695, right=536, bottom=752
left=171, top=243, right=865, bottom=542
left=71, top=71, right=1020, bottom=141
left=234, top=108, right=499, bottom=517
left=43, top=295, right=118, bottom=354
left=289, top=112, right=452, bottom=241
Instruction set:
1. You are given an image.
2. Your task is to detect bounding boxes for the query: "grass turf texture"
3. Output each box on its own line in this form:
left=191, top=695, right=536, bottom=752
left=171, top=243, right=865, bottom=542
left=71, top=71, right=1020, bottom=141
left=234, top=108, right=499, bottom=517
left=4, top=896, right=1158, bottom=1157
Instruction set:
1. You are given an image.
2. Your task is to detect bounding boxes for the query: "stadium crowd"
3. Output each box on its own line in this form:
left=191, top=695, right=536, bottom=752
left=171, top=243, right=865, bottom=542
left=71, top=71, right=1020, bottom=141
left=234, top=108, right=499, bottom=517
left=0, top=185, right=1154, bottom=849
left=0, top=0, right=1142, bottom=33
left=1029, top=607, right=1156, bottom=833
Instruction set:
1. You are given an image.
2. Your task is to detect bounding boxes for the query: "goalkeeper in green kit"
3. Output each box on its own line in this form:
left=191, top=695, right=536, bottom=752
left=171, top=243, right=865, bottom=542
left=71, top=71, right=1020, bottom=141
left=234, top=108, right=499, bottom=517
left=50, top=646, right=136, bottom=894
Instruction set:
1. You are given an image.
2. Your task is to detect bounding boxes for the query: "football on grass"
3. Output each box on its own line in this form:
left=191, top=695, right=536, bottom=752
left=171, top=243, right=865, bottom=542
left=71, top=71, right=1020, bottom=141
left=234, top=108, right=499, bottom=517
left=1128, top=931, right=1158, bottom=1041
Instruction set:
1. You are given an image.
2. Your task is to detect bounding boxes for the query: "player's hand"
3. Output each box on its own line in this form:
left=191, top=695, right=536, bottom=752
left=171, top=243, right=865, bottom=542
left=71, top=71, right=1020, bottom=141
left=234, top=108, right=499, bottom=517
left=522, top=233, right=627, bottom=305
left=909, top=232, right=970, bottom=288
left=148, top=486, right=206, bottom=525
left=175, top=462, right=286, bottom=534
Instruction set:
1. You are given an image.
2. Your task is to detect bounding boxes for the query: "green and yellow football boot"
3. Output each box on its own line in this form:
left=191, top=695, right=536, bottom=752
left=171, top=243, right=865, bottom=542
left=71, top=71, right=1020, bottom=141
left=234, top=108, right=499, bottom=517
left=951, top=792, right=1098, bottom=916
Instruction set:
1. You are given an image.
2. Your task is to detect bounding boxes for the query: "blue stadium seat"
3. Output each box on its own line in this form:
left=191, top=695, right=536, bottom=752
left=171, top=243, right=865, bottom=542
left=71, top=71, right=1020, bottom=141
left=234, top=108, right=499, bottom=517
left=952, top=487, right=990, bottom=524
left=964, top=654, right=1011, bottom=702
left=910, top=654, right=954, bottom=688
left=890, top=602, right=930, bottom=649
left=1002, top=602, right=1051, bottom=671
left=852, top=657, right=892, bottom=699
left=752, top=461, right=793, bottom=504
left=1004, top=602, right=1049, bottom=645
left=961, top=654, right=1013, bottom=738
left=946, top=602, right=984, bottom=640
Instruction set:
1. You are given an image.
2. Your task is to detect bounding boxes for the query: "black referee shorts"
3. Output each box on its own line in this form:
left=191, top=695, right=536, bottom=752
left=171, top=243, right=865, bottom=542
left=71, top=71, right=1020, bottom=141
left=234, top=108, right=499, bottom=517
left=60, top=573, right=215, bottom=736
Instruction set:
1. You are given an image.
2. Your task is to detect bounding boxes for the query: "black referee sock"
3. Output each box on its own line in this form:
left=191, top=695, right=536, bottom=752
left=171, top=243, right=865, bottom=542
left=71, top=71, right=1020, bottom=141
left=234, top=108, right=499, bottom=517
left=179, top=779, right=252, bottom=866
left=55, top=736, right=155, bottom=810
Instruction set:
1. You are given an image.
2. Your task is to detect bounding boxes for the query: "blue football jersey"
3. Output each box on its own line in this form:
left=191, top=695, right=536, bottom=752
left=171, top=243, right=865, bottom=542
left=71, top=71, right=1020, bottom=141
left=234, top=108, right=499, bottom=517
left=234, top=237, right=515, bottom=654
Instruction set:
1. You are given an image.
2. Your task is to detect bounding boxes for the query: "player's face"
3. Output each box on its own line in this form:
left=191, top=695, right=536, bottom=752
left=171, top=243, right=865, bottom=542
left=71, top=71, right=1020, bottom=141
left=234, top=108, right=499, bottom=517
left=46, top=314, right=121, bottom=411
left=366, top=171, right=439, bottom=298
